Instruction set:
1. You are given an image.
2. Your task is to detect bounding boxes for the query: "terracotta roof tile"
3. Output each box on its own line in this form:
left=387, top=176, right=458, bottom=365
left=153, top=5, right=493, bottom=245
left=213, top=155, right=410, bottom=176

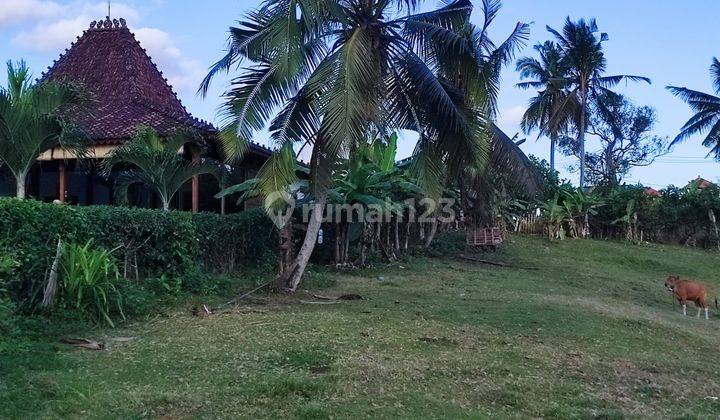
left=41, top=17, right=214, bottom=144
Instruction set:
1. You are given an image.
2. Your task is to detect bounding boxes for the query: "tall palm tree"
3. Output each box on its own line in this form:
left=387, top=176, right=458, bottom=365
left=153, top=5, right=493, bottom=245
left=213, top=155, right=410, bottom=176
left=103, top=126, right=218, bottom=211
left=667, top=58, right=720, bottom=159
left=547, top=18, right=650, bottom=187
left=0, top=60, right=91, bottom=198
left=516, top=41, right=575, bottom=172
left=201, top=0, right=527, bottom=290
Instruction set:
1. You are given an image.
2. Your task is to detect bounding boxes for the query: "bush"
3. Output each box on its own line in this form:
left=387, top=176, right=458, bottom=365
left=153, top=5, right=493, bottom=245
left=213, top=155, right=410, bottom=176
left=0, top=252, right=19, bottom=333
left=0, top=199, right=277, bottom=310
left=60, top=240, right=124, bottom=326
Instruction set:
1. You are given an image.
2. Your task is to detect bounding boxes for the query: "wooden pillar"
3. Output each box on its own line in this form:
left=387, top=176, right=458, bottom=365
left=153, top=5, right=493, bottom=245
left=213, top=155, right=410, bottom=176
left=191, top=151, right=199, bottom=213
left=58, top=161, right=67, bottom=203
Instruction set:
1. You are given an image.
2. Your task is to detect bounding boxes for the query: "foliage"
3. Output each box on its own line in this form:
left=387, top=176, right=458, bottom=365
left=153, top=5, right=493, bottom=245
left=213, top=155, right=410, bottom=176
left=203, top=0, right=528, bottom=288
left=528, top=155, right=568, bottom=199
left=0, top=198, right=277, bottom=310
left=535, top=18, right=650, bottom=186
left=103, top=126, right=220, bottom=211
left=516, top=41, right=575, bottom=170
left=0, top=252, right=19, bottom=334
left=539, top=187, right=605, bottom=240
left=558, top=92, right=670, bottom=186
left=537, top=183, right=720, bottom=248
left=60, top=240, right=124, bottom=326
left=667, top=58, right=720, bottom=159
left=0, top=60, right=92, bottom=198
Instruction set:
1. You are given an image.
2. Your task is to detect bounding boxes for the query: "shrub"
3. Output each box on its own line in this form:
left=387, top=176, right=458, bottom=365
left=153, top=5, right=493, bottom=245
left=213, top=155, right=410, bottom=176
left=0, top=199, right=277, bottom=310
left=0, top=252, right=19, bottom=335
left=61, top=240, right=124, bottom=326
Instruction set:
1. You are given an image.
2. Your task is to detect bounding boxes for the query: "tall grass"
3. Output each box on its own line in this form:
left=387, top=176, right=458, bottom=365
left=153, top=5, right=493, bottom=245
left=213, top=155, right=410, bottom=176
left=61, top=240, right=124, bottom=326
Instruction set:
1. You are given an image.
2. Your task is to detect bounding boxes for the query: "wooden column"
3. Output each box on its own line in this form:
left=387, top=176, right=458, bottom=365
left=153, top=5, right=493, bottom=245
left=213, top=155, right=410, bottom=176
left=191, top=151, right=199, bottom=213
left=58, top=161, right=67, bottom=203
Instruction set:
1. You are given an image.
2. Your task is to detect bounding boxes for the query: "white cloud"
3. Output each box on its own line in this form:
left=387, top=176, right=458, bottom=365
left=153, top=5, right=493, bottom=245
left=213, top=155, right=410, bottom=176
left=0, top=0, right=64, bottom=25
left=11, top=2, right=140, bottom=52
left=9, top=1, right=201, bottom=95
left=133, top=27, right=204, bottom=92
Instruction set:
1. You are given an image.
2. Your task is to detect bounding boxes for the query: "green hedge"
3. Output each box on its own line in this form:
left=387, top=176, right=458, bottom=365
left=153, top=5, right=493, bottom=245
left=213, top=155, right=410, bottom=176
left=0, top=198, right=277, bottom=308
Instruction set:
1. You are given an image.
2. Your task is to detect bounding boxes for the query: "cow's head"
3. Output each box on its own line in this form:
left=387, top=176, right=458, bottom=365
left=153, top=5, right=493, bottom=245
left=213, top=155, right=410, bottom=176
left=665, top=275, right=681, bottom=292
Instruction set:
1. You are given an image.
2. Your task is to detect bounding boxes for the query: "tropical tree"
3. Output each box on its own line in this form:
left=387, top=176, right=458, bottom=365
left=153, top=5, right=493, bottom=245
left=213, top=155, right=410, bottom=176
left=0, top=60, right=91, bottom=198
left=201, top=0, right=528, bottom=290
left=103, top=126, right=218, bottom=211
left=667, top=58, right=720, bottom=159
left=559, top=92, right=669, bottom=187
left=546, top=18, right=650, bottom=187
left=516, top=41, right=575, bottom=171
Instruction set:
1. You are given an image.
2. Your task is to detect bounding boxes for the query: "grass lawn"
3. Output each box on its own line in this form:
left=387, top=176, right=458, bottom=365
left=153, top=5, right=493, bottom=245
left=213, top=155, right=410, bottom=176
left=3, top=234, right=720, bottom=418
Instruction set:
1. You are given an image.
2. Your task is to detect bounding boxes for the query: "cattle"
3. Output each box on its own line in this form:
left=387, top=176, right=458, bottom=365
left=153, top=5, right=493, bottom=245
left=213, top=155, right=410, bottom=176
left=664, top=275, right=718, bottom=320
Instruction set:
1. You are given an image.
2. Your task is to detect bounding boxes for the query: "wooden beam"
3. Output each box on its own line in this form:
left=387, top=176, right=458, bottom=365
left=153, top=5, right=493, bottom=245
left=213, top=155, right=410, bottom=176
left=58, top=161, right=67, bottom=203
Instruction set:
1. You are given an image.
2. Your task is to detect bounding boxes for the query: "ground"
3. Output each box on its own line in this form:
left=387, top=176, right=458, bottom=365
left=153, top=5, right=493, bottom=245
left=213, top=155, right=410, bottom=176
left=3, top=234, right=720, bottom=418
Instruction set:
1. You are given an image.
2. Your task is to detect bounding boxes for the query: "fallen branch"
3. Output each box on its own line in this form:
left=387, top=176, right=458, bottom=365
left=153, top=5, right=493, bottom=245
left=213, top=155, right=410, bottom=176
left=220, top=278, right=277, bottom=309
left=300, top=300, right=343, bottom=305
left=61, top=338, right=104, bottom=351
left=457, top=254, right=509, bottom=267
left=311, top=293, right=364, bottom=301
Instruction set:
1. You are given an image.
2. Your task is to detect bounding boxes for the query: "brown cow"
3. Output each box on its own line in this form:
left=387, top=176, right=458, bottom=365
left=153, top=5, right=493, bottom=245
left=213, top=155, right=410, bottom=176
left=664, top=275, right=718, bottom=320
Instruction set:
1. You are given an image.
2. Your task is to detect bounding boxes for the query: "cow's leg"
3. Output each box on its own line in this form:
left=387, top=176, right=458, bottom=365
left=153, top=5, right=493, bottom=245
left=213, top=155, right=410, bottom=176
left=697, top=306, right=702, bottom=318
left=705, top=307, right=710, bottom=320
left=682, top=302, right=687, bottom=316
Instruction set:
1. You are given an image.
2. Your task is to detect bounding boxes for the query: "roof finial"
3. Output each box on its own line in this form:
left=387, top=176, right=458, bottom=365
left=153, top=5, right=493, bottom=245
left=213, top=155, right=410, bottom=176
left=108, top=0, right=111, bottom=18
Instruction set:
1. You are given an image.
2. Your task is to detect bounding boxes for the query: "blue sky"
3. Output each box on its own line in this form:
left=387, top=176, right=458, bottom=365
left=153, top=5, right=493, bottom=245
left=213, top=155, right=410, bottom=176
left=1, top=0, right=718, bottom=187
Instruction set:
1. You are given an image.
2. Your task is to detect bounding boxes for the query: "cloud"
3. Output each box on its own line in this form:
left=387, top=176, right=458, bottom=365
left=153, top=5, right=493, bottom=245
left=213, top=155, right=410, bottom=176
left=9, top=1, right=201, bottom=95
left=133, top=27, right=204, bottom=92
left=497, top=105, right=526, bottom=128
left=11, top=2, right=140, bottom=52
left=0, top=0, right=64, bottom=25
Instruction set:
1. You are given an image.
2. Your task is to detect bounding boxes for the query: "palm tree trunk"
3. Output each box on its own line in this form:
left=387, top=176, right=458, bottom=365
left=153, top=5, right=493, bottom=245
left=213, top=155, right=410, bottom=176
left=550, top=136, right=556, bottom=172
left=281, top=189, right=328, bottom=291
left=578, top=89, right=588, bottom=188
left=15, top=175, right=26, bottom=199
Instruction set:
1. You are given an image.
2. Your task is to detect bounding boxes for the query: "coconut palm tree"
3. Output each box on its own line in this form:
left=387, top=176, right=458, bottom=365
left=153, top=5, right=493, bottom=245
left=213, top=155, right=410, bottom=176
left=201, top=0, right=527, bottom=290
left=516, top=41, right=575, bottom=172
left=103, top=126, right=218, bottom=211
left=546, top=18, right=650, bottom=187
left=0, top=60, right=91, bottom=198
left=667, top=58, right=720, bottom=159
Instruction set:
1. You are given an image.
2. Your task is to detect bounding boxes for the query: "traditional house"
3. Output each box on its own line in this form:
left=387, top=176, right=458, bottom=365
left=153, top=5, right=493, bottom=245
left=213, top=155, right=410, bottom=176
left=685, top=177, right=716, bottom=191
left=0, top=16, right=270, bottom=212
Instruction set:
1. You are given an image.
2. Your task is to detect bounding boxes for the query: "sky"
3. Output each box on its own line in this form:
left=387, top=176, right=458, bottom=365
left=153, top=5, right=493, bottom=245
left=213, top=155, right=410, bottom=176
left=1, top=0, right=718, bottom=188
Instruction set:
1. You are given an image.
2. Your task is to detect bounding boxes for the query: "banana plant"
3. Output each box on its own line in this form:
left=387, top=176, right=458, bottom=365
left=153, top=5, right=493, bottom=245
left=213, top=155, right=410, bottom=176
left=541, top=193, right=566, bottom=241
left=612, top=198, right=638, bottom=242
left=562, top=188, right=604, bottom=238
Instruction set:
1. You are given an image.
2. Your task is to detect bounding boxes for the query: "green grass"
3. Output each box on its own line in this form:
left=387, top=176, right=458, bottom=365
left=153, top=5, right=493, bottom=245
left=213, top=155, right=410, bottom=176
left=3, top=234, right=720, bottom=418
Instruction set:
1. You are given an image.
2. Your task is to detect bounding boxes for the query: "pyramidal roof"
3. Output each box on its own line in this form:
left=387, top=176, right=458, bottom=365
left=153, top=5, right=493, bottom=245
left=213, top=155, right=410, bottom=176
left=41, top=16, right=215, bottom=145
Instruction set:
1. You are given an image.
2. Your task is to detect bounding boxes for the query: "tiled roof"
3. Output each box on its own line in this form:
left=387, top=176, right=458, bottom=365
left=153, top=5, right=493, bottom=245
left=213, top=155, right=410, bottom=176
left=41, top=16, right=215, bottom=145
left=644, top=187, right=661, bottom=197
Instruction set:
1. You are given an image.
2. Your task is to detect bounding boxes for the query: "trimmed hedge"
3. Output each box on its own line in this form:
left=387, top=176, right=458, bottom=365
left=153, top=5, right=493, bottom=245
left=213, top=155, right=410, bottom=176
left=0, top=198, right=277, bottom=308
